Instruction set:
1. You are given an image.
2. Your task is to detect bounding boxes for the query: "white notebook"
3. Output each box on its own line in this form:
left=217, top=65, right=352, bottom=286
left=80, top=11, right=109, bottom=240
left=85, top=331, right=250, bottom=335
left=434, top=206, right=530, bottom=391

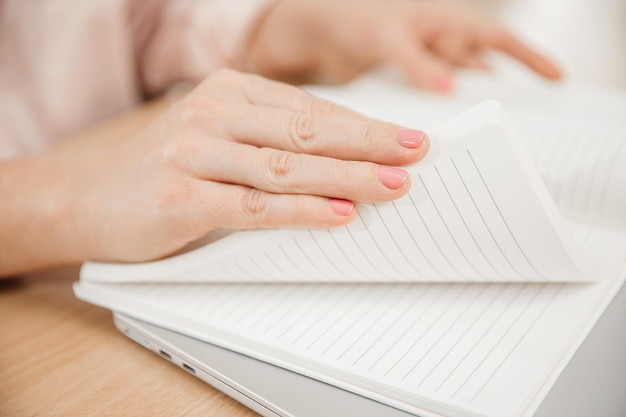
left=75, top=90, right=626, bottom=417
left=79, top=100, right=625, bottom=284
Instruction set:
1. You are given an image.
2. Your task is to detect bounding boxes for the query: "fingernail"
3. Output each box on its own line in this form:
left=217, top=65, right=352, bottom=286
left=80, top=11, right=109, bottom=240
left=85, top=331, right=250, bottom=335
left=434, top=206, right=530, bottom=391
left=433, top=74, right=453, bottom=92
left=397, top=129, right=426, bottom=149
left=378, top=166, right=409, bottom=190
left=329, top=198, right=354, bottom=216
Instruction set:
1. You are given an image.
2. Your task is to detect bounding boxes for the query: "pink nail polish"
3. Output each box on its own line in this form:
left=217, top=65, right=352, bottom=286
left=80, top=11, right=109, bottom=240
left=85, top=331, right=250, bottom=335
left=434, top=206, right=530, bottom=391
left=433, top=74, right=453, bottom=92
left=397, top=129, right=426, bottom=149
left=378, top=166, right=409, bottom=190
left=329, top=199, right=354, bottom=216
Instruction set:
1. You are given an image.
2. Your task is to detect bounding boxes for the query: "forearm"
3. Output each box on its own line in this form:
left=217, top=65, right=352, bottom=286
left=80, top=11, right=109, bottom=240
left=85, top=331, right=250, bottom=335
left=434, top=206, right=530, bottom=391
left=0, top=154, right=90, bottom=277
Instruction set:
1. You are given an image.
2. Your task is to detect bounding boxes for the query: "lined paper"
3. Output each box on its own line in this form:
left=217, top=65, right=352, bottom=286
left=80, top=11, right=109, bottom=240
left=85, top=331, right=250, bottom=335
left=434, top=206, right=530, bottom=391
left=75, top=253, right=626, bottom=417
left=81, top=101, right=616, bottom=284
left=305, top=75, right=626, bottom=231
left=518, top=117, right=626, bottom=231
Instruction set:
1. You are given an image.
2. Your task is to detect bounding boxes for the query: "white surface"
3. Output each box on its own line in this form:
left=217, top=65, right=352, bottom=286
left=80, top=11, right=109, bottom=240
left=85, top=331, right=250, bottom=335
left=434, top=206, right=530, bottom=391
left=466, top=0, right=626, bottom=89
left=474, top=2, right=626, bottom=416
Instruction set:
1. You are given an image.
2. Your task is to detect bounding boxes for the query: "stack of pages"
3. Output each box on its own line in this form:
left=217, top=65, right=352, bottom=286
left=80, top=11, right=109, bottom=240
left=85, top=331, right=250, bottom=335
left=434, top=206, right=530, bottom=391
left=75, top=75, right=626, bottom=417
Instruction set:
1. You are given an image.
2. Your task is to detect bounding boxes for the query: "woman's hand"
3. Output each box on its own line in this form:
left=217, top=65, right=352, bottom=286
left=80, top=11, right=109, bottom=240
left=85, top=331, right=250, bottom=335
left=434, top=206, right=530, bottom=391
left=246, top=0, right=561, bottom=91
left=27, top=69, right=429, bottom=266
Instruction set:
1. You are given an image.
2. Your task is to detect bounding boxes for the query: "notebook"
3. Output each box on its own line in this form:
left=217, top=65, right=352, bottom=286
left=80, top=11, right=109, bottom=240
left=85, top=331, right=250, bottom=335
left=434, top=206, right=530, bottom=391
left=111, top=281, right=626, bottom=417
left=78, top=99, right=625, bottom=284
left=74, top=82, right=626, bottom=417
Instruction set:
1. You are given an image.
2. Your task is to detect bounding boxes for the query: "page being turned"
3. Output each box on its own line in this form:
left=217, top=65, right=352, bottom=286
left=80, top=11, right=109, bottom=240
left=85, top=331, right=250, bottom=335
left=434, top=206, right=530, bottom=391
left=520, top=116, right=626, bottom=232
left=81, top=101, right=605, bottom=283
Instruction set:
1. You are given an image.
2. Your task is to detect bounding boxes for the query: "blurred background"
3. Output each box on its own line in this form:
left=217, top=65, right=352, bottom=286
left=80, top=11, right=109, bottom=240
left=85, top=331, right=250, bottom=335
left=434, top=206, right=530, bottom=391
left=464, top=0, right=626, bottom=88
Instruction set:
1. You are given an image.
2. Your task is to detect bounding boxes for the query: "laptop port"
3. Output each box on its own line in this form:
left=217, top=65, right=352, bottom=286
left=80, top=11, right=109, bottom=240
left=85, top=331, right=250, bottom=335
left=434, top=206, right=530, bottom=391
left=182, top=363, right=196, bottom=374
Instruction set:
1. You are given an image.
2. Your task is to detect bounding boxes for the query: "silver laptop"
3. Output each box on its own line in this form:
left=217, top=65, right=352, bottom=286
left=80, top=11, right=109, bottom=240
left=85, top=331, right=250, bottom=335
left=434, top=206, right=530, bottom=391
left=113, top=282, right=626, bottom=417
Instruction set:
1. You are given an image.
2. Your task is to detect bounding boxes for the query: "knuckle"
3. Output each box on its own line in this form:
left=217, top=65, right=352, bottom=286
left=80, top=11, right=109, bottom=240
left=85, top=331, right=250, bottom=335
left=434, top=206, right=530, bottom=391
left=159, top=134, right=200, bottom=168
left=362, top=121, right=377, bottom=145
left=362, top=120, right=396, bottom=145
left=288, top=113, right=319, bottom=147
left=334, top=160, right=357, bottom=185
left=265, top=150, right=298, bottom=187
left=240, top=188, right=271, bottom=220
left=361, top=120, right=387, bottom=151
left=179, top=96, right=219, bottom=125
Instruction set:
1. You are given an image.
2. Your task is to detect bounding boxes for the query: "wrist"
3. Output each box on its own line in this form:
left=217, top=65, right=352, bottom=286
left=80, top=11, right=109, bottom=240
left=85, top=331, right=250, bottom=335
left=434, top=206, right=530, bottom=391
left=0, top=152, right=99, bottom=276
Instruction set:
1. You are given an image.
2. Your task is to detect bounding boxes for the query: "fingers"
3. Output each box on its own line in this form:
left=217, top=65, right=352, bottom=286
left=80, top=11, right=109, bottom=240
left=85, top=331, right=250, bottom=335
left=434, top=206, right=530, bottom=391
left=190, top=140, right=412, bottom=204
left=196, top=181, right=357, bottom=229
left=430, top=35, right=490, bottom=70
left=375, top=3, right=560, bottom=84
left=379, top=30, right=454, bottom=92
left=174, top=69, right=432, bottom=231
left=487, top=30, right=562, bottom=80
left=199, top=68, right=369, bottom=120
left=312, top=53, right=374, bottom=85
left=458, top=52, right=490, bottom=70
left=197, top=103, right=429, bottom=166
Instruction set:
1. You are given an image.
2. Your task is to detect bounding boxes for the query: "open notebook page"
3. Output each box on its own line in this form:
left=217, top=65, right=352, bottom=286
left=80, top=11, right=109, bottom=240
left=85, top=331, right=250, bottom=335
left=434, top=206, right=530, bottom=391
left=81, top=101, right=615, bottom=284
left=305, top=72, right=626, bottom=231
left=74, top=258, right=626, bottom=417
left=516, top=116, right=626, bottom=231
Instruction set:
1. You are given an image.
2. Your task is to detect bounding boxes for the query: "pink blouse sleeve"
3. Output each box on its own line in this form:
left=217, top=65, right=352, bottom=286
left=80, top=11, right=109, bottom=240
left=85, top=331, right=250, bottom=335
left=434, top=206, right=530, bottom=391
left=0, top=0, right=274, bottom=159
left=139, top=0, right=275, bottom=95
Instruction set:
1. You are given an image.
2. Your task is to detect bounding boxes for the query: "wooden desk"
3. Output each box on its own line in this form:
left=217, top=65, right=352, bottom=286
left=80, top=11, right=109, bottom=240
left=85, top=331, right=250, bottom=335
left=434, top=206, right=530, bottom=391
left=0, top=269, right=257, bottom=416
left=0, top=97, right=257, bottom=417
